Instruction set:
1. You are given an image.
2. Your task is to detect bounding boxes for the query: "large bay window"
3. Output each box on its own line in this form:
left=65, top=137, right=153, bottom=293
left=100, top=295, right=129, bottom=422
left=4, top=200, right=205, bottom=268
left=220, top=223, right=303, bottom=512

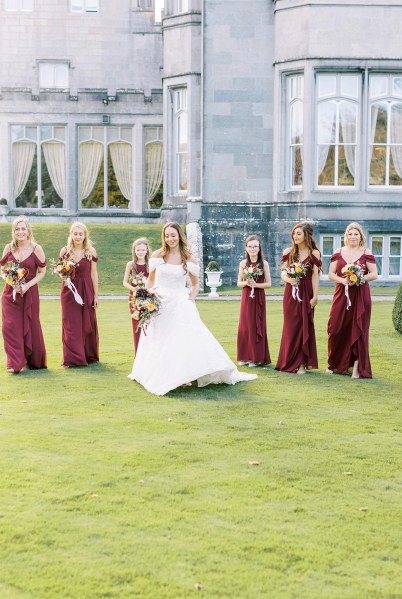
left=172, top=88, right=188, bottom=194
left=369, top=75, right=402, bottom=187
left=287, top=74, right=304, bottom=187
left=316, top=74, right=359, bottom=187
left=145, top=127, right=163, bottom=209
left=79, top=126, right=133, bottom=210
left=11, top=125, right=66, bottom=209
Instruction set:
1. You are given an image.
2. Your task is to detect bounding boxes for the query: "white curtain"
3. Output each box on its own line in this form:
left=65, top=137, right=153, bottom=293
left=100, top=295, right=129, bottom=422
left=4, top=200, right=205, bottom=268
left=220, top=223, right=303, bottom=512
left=317, top=101, right=336, bottom=177
left=146, top=142, right=163, bottom=204
left=339, top=102, right=356, bottom=178
left=109, top=142, right=132, bottom=201
left=42, top=141, right=66, bottom=201
left=12, top=141, right=36, bottom=199
left=390, top=103, right=402, bottom=179
left=79, top=141, right=103, bottom=201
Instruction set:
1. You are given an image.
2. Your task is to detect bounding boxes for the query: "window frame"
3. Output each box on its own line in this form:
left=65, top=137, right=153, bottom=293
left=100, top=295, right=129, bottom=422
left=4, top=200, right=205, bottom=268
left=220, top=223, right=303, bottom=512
left=171, top=87, right=188, bottom=196
left=315, top=72, right=361, bottom=190
left=4, top=0, right=33, bottom=11
left=319, top=234, right=343, bottom=279
left=10, top=124, right=67, bottom=210
left=370, top=234, right=402, bottom=280
left=38, top=61, right=70, bottom=90
left=144, top=125, right=163, bottom=210
left=286, top=73, right=304, bottom=190
left=70, top=0, right=99, bottom=12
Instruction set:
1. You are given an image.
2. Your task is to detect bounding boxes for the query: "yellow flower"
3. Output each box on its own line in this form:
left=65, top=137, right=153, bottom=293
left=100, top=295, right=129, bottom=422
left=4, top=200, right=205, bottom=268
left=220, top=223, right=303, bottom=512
left=295, top=266, right=303, bottom=274
left=148, top=303, right=155, bottom=311
left=64, top=265, right=70, bottom=271
left=6, top=276, right=13, bottom=285
left=349, top=274, right=357, bottom=283
left=17, top=270, right=25, bottom=279
left=132, top=311, right=139, bottom=320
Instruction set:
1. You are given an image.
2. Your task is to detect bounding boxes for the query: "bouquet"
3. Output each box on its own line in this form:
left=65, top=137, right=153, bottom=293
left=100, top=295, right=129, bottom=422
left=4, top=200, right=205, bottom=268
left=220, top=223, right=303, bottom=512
left=130, top=287, right=160, bottom=332
left=49, top=257, right=83, bottom=305
left=281, top=261, right=309, bottom=302
left=129, top=271, right=147, bottom=289
left=341, top=262, right=366, bottom=310
left=1, top=260, right=28, bottom=301
left=242, top=263, right=263, bottom=298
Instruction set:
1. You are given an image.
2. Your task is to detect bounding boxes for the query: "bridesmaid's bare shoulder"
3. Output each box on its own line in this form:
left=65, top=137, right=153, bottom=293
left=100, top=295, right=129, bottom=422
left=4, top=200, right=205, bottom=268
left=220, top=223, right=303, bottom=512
left=283, top=247, right=291, bottom=256
left=33, top=244, right=46, bottom=261
left=312, top=249, right=321, bottom=259
left=334, top=248, right=342, bottom=254
left=59, top=246, right=67, bottom=258
left=1, top=243, right=11, bottom=258
left=239, top=258, right=247, bottom=268
left=151, top=249, right=163, bottom=259
left=364, top=248, right=375, bottom=258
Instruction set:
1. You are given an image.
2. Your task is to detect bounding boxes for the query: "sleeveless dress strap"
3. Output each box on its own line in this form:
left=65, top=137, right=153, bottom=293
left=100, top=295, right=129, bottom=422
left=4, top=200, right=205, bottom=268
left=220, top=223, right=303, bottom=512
left=330, top=251, right=342, bottom=262
left=91, top=254, right=98, bottom=263
left=364, top=253, right=376, bottom=264
left=281, top=254, right=290, bottom=264
left=0, top=250, right=12, bottom=266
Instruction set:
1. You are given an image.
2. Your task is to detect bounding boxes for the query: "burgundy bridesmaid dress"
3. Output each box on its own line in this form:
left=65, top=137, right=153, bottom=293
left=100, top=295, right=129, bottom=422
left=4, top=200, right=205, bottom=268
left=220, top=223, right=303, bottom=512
left=60, top=254, right=99, bottom=367
left=1, top=248, right=47, bottom=371
left=327, top=251, right=376, bottom=378
left=275, top=253, right=322, bottom=372
left=237, top=271, right=271, bottom=365
left=128, top=263, right=149, bottom=354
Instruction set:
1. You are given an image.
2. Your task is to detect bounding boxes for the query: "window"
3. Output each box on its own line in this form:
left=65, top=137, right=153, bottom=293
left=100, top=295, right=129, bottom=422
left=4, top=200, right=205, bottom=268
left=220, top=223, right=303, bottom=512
left=165, top=0, right=187, bottom=15
left=39, top=62, right=69, bottom=89
left=5, top=0, right=33, bottom=10
left=78, top=126, right=132, bottom=210
left=145, top=127, right=163, bottom=209
left=155, top=0, right=163, bottom=22
left=369, top=75, right=402, bottom=187
left=316, top=73, right=359, bottom=187
left=71, top=0, right=98, bottom=12
left=371, top=235, right=402, bottom=279
left=172, top=88, right=188, bottom=194
left=320, top=234, right=342, bottom=276
left=11, top=125, right=66, bottom=209
left=287, top=74, right=304, bottom=188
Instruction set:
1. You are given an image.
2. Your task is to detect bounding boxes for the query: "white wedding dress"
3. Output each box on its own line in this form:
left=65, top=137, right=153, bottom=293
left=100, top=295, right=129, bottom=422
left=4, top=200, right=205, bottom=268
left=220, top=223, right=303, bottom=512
left=128, top=258, right=257, bottom=396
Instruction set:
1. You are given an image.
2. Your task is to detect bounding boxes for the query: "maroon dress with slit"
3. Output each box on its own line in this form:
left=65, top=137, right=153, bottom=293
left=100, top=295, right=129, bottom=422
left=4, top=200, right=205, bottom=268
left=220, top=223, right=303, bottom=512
left=275, top=253, right=321, bottom=372
left=1, top=248, right=47, bottom=371
left=128, top=262, right=149, bottom=354
left=61, top=254, right=99, bottom=367
left=327, top=251, right=376, bottom=378
left=237, top=270, right=271, bottom=365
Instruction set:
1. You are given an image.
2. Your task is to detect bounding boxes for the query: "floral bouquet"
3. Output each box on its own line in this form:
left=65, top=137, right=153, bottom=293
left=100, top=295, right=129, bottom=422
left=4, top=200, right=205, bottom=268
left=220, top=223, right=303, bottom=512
left=129, top=271, right=147, bottom=289
left=282, top=261, right=309, bottom=302
left=242, top=263, right=263, bottom=298
left=1, top=260, right=28, bottom=301
left=49, top=257, right=77, bottom=281
left=341, top=262, right=366, bottom=310
left=50, top=257, right=83, bottom=306
left=130, top=287, right=160, bottom=332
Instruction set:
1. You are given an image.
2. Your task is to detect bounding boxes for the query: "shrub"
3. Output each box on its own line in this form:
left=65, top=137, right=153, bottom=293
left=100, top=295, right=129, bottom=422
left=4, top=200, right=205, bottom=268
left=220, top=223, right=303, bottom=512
left=0, top=198, right=8, bottom=206
left=392, top=283, right=402, bottom=334
left=205, top=260, right=221, bottom=272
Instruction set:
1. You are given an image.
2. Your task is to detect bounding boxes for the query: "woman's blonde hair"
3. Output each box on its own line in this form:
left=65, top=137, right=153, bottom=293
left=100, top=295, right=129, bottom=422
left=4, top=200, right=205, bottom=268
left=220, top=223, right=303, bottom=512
left=132, top=237, right=150, bottom=267
left=66, top=222, right=96, bottom=259
left=11, top=216, right=35, bottom=252
left=161, top=222, right=191, bottom=269
left=344, top=222, right=366, bottom=248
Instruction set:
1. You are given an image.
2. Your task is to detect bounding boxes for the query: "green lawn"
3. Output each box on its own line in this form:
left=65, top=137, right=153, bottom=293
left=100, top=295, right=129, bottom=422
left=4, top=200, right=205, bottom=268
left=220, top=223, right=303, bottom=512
left=0, top=300, right=401, bottom=598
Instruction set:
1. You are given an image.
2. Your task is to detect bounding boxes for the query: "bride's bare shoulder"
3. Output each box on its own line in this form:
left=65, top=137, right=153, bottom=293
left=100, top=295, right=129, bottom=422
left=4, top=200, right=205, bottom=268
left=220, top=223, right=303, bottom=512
left=151, top=249, right=163, bottom=258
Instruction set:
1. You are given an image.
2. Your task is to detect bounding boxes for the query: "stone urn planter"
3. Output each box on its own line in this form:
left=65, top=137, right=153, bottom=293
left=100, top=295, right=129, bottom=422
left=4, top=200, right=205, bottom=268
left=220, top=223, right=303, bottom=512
left=205, top=261, right=223, bottom=298
left=0, top=199, right=9, bottom=223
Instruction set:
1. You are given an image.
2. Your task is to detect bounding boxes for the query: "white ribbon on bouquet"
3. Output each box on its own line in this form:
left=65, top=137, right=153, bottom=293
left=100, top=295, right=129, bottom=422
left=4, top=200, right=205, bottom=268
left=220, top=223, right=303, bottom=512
left=344, top=283, right=351, bottom=310
left=292, top=282, right=302, bottom=302
left=65, top=277, right=84, bottom=305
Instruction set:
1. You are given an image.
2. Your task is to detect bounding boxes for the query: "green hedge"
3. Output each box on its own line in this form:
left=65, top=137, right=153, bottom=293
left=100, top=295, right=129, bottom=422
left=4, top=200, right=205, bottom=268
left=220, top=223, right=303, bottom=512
left=392, top=283, right=402, bottom=334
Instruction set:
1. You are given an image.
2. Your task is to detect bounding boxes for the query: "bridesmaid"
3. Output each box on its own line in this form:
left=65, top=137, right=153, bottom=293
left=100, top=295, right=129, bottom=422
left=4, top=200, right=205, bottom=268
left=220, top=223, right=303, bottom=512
left=58, top=222, right=99, bottom=367
left=276, top=222, right=321, bottom=374
left=237, top=234, right=271, bottom=367
left=327, top=222, right=378, bottom=378
left=0, top=216, right=47, bottom=373
left=123, top=237, right=150, bottom=355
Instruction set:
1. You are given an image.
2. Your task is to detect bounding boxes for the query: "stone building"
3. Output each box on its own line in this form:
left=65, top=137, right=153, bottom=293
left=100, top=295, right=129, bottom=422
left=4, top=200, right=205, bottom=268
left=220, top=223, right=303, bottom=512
left=1, top=0, right=401, bottom=283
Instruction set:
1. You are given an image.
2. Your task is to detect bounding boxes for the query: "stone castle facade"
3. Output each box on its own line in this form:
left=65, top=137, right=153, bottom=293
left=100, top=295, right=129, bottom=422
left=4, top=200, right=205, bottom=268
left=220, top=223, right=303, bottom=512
left=1, top=0, right=401, bottom=283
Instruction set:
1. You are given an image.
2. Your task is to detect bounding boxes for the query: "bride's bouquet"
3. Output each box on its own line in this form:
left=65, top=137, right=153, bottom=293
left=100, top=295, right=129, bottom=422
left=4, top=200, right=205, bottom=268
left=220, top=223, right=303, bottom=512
left=1, top=260, right=28, bottom=301
left=282, top=261, right=308, bottom=302
left=341, top=262, right=366, bottom=310
left=241, top=263, right=263, bottom=298
left=49, top=257, right=83, bottom=305
left=130, top=287, right=160, bottom=332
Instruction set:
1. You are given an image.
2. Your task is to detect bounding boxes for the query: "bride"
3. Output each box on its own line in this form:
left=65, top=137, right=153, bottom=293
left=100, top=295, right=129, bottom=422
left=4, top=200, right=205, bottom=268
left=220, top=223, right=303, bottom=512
left=128, top=222, right=257, bottom=396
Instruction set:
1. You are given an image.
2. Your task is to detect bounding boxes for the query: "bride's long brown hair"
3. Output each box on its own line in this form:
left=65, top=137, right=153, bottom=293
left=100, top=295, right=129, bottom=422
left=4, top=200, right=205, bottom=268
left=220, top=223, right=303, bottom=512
left=161, top=222, right=191, bottom=271
left=288, top=222, right=320, bottom=264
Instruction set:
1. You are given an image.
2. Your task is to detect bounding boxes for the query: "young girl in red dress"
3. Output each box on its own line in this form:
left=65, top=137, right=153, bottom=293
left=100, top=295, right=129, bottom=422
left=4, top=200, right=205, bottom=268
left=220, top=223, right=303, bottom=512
left=237, top=235, right=272, bottom=367
left=276, top=222, right=322, bottom=374
left=58, top=222, right=99, bottom=368
left=123, top=237, right=150, bottom=355
left=327, top=222, right=378, bottom=378
left=1, top=216, right=47, bottom=373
